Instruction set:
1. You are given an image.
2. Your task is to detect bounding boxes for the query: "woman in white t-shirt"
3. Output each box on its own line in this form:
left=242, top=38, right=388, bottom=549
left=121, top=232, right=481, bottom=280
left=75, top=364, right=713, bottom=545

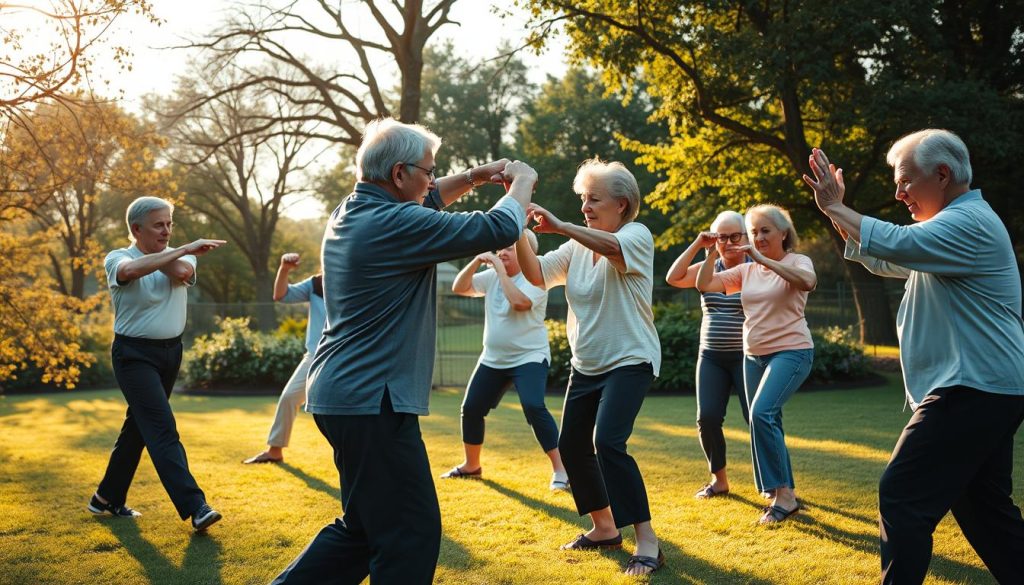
left=516, top=158, right=664, bottom=576
left=696, top=204, right=816, bottom=525
left=440, top=230, right=569, bottom=491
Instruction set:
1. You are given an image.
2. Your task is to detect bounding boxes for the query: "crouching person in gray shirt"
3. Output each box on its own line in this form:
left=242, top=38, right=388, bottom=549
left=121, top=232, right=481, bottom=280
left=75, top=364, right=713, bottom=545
left=271, top=118, right=536, bottom=585
left=89, top=196, right=226, bottom=532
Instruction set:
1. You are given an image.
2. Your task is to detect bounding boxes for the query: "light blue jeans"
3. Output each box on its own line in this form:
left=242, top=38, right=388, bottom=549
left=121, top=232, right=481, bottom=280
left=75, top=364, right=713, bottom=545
left=744, top=349, right=813, bottom=493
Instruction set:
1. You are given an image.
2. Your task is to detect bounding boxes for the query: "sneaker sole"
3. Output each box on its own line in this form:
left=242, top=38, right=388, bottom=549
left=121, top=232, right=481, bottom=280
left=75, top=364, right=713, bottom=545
left=193, top=511, right=222, bottom=531
left=87, top=503, right=106, bottom=515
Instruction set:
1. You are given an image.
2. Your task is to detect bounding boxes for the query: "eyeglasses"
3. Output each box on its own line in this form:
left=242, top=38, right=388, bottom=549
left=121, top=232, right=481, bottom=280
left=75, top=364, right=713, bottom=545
left=717, top=232, right=745, bottom=244
left=405, top=163, right=436, bottom=181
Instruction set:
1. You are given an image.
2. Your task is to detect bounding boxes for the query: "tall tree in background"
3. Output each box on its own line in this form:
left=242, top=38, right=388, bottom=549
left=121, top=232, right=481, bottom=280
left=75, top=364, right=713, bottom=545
left=160, top=67, right=326, bottom=330
left=185, top=0, right=459, bottom=144
left=0, top=0, right=158, bottom=389
left=516, top=68, right=670, bottom=258
left=421, top=41, right=534, bottom=171
left=523, top=0, right=1023, bottom=344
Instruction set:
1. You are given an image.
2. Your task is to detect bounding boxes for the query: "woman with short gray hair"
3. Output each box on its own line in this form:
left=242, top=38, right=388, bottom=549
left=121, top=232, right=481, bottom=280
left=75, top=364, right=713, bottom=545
left=516, top=157, right=664, bottom=576
left=666, top=210, right=751, bottom=499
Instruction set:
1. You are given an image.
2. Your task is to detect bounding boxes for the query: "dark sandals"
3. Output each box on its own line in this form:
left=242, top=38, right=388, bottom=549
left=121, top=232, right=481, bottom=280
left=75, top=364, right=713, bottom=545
left=759, top=504, right=799, bottom=525
left=439, top=466, right=482, bottom=479
left=560, top=532, right=623, bottom=550
left=694, top=483, right=729, bottom=499
left=625, top=548, right=666, bottom=575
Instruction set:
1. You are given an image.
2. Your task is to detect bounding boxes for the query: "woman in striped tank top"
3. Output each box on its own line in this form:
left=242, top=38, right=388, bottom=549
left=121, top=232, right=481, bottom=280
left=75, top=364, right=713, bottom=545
left=666, top=211, right=750, bottom=499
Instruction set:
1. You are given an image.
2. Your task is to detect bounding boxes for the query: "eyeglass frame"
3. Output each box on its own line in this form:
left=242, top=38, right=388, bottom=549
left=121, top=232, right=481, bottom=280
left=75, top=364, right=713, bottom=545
left=716, top=232, right=746, bottom=244
left=404, top=162, right=436, bottom=181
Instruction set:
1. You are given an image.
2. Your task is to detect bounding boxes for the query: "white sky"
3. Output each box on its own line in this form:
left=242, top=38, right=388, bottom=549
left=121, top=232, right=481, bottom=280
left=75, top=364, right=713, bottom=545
left=5, top=1, right=569, bottom=218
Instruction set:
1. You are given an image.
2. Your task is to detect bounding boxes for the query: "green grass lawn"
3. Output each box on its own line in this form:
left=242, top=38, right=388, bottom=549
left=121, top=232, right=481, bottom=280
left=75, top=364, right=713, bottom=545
left=1, top=377, right=1016, bottom=584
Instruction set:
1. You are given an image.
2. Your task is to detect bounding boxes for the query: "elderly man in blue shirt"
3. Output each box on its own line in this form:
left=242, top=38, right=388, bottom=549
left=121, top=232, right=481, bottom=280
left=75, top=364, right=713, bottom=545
left=271, top=118, right=536, bottom=585
left=804, top=129, right=1024, bottom=584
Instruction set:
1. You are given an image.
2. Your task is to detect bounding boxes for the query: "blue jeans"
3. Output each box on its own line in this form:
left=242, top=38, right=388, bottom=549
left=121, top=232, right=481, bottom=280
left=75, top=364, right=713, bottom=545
left=744, top=349, right=813, bottom=492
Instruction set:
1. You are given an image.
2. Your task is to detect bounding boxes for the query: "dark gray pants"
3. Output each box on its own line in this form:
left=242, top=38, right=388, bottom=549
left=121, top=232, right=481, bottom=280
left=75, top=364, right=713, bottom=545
left=272, top=391, right=441, bottom=585
left=879, top=385, right=1024, bottom=584
left=96, top=335, right=205, bottom=520
left=461, top=360, right=558, bottom=452
left=695, top=348, right=748, bottom=473
left=558, top=363, right=653, bottom=528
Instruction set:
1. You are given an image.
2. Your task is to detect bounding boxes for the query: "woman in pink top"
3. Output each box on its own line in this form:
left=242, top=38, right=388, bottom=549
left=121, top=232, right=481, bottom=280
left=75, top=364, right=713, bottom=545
left=696, top=204, right=816, bottom=525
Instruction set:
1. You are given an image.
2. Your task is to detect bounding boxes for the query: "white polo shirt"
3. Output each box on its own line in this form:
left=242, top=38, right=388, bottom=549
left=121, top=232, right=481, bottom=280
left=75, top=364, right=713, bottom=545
left=104, top=244, right=196, bottom=339
left=470, top=269, right=551, bottom=369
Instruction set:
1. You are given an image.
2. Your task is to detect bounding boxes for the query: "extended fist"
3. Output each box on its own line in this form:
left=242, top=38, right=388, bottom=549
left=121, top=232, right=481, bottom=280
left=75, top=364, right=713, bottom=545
left=280, top=253, right=301, bottom=268
left=500, top=160, right=538, bottom=186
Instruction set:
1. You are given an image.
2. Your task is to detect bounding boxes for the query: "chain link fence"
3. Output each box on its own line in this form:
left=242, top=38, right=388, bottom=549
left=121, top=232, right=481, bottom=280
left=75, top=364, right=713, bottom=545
left=185, top=282, right=900, bottom=389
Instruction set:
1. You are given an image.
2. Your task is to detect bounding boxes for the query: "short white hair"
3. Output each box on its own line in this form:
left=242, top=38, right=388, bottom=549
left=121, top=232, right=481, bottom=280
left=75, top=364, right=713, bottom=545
left=746, top=204, right=799, bottom=251
left=710, top=210, right=744, bottom=232
left=356, top=117, right=442, bottom=182
left=573, top=157, right=641, bottom=222
left=125, top=197, right=173, bottom=242
left=886, top=129, right=972, bottom=185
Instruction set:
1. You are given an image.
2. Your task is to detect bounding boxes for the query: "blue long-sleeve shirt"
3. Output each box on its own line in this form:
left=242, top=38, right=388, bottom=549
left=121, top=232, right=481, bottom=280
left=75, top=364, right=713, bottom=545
left=306, top=182, right=525, bottom=415
left=844, top=190, right=1024, bottom=408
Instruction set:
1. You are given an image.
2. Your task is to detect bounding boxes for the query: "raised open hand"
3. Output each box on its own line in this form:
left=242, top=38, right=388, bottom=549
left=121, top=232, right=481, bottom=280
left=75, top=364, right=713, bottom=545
left=802, top=147, right=846, bottom=212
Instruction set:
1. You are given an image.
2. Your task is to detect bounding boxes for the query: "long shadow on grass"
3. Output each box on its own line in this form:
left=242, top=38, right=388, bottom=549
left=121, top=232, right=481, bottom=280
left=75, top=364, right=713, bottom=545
left=482, top=479, right=776, bottom=584
left=102, top=519, right=224, bottom=585
left=763, top=497, right=995, bottom=584
left=278, top=463, right=338, bottom=499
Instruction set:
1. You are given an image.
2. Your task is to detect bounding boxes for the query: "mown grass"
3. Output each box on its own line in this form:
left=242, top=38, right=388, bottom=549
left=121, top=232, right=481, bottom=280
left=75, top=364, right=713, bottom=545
left=1, top=376, right=1015, bottom=585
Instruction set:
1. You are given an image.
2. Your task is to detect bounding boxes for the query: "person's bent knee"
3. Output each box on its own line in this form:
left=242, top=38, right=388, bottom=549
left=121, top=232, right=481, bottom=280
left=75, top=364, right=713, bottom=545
left=696, top=416, right=725, bottom=431
left=593, top=431, right=627, bottom=458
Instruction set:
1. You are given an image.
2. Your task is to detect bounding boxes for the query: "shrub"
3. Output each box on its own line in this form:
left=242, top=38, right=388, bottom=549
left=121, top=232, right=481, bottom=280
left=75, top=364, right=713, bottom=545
left=277, top=316, right=307, bottom=340
left=807, top=326, right=871, bottom=384
left=545, top=319, right=572, bottom=389
left=183, top=317, right=305, bottom=389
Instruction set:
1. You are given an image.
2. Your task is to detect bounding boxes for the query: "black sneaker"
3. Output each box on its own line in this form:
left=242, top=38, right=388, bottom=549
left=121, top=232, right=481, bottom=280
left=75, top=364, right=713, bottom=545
left=88, top=494, right=141, bottom=518
left=191, top=503, right=222, bottom=531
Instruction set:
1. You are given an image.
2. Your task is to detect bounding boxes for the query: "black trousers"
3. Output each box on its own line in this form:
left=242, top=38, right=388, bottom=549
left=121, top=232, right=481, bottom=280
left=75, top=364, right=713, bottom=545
left=96, top=335, right=205, bottom=520
left=558, top=363, right=653, bottom=528
left=879, top=385, right=1024, bottom=584
left=272, top=391, right=441, bottom=585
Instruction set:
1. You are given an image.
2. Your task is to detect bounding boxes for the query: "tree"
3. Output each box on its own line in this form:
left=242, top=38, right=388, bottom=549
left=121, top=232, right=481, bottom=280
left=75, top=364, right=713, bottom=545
left=421, top=41, right=534, bottom=172
left=184, top=0, right=460, bottom=145
left=0, top=0, right=157, bottom=113
left=160, top=66, right=326, bottom=330
left=521, top=0, right=1023, bottom=344
left=5, top=97, right=176, bottom=299
left=515, top=67, right=670, bottom=259
left=0, top=0, right=158, bottom=389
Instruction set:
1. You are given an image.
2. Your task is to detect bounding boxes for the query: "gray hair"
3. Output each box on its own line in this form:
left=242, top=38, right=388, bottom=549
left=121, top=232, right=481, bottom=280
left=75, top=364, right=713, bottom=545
left=125, top=196, right=173, bottom=242
left=573, top=157, right=641, bottom=222
left=710, top=210, right=745, bottom=232
left=886, top=129, right=972, bottom=186
left=356, top=117, right=442, bottom=182
left=746, top=204, right=799, bottom=251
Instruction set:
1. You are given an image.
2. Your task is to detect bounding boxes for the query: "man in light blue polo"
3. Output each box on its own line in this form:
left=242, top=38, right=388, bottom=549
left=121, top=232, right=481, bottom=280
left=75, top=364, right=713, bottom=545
left=804, top=129, right=1024, bottom=584
left=271, top=118, right=537, bottom=585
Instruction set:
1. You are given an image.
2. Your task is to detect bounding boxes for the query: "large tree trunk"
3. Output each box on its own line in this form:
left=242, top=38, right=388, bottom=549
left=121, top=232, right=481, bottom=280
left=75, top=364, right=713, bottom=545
left=252, top=269, right=277, bottom=332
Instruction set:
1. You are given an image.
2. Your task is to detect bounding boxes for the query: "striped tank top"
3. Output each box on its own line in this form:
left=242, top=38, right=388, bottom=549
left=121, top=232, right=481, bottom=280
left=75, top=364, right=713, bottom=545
left=699, top=258, right=745, bottom=352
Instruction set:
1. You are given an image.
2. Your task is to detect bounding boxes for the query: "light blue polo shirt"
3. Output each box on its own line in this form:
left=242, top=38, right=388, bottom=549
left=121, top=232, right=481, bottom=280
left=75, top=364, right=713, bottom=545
left=845, top=190, right=1024, bottom=408
left=280, top=277, right=327, bottom=356
left=104, top=244, right=197, bottom=339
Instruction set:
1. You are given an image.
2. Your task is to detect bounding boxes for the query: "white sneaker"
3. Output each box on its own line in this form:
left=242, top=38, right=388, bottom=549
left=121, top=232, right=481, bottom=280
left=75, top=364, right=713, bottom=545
left=549, top=472, right=570, bottom=492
